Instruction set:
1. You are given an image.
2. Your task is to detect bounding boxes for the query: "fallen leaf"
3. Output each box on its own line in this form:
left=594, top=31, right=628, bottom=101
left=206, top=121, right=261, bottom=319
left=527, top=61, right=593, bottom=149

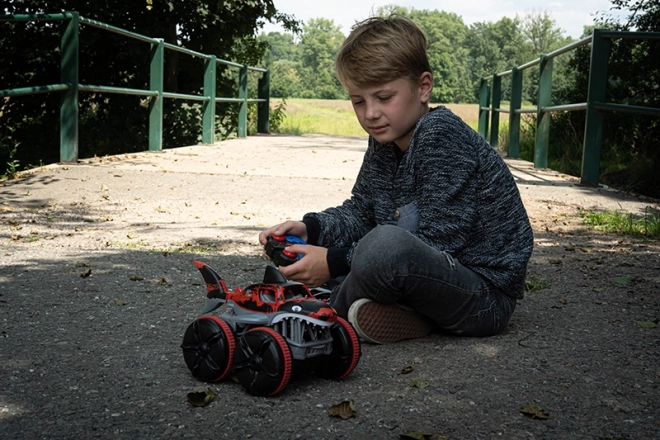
left=114, top=299, right=128, bottom=306
left=101, top=184, right=109, bottom=191
left=635, top=320, right=658, bottom=329
left=157, top=278, right=168, bottom=285
left=129, top=275, right=144, bottom=281
left=328, top=400, right=356, bottom=419
left=400, top=431, right=449, bottom=440
left=612, top=276, right=633, bottom=286
left=520, top=404, right=550, bottom=419
left=186, top=388, right=216, bottom=407
left=80, top=269, right=92, bottom=278
left=399, top=365, right=414, bottom=375
left=127, top=234, right=138, bottom=239
left=409, top=379, right=430, bottom=389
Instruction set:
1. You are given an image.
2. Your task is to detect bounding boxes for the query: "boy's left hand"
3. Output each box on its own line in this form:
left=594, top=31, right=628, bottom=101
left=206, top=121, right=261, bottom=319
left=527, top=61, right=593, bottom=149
left=277, top=244, right=330, bottom=288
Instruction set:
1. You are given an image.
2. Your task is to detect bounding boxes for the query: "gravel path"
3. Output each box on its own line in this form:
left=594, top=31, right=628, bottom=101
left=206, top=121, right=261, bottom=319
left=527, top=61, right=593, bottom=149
left=1, top=134, right=659, bottom=439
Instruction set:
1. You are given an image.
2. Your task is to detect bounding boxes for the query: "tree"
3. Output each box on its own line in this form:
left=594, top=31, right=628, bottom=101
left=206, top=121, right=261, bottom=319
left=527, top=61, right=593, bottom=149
left=467, top=17, right=526, bottom=101
left=298, top=18, right=345, bottom=99
left=0, top=0, right=299, bottom=171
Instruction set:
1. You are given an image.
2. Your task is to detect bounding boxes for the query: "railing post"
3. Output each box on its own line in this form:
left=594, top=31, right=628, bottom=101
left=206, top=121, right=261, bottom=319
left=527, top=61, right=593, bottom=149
left=508, top=67, right=522, bottom=158
left=257, top=70, right=270, bottom=133
left=582, top=29, right=611, bottom=186
left=202, top=55, right=216, bottom=144
left=60, top=12, right=79, bottom=162
left=535, top=54, right=553, bottom=168
left=489, top=74, right=501, bottom=148
left=238, top=65, right=248, bottom=138
left=478, top=78, right=490, bottom=139
left=149, top=38, right=164, bottom=151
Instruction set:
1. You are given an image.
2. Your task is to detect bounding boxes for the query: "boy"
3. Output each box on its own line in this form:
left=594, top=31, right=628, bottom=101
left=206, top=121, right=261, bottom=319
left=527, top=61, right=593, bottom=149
left=258, top=15, right=533, bottom=344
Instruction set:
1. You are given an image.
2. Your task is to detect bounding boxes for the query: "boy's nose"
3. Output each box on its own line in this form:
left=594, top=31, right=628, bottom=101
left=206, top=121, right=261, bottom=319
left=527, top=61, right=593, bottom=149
left=365, top=102, right=380, bottom=119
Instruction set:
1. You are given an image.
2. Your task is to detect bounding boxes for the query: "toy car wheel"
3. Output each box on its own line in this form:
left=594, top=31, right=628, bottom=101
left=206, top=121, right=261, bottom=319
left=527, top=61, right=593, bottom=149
left=234, top=327, right=293, bottom=396
left=181, top=316, right=235, bottom=382
left=314, top=317, right=361, bottom=380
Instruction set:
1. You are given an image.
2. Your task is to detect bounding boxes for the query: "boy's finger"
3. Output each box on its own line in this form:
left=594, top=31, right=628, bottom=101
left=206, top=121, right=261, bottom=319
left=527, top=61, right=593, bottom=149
left=285, top=244, right=308, bottom=255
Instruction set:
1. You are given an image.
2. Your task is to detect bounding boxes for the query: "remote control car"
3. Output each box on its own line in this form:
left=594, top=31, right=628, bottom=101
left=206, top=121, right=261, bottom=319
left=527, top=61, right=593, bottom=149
left=181, top=260, right=361, bottom=397
left=265, top=234, right=307, bottom=266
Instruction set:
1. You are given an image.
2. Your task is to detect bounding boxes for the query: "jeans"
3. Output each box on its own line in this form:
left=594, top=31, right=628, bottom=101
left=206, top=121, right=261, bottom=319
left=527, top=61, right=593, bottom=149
left=330, top=225, right=516, bottom=337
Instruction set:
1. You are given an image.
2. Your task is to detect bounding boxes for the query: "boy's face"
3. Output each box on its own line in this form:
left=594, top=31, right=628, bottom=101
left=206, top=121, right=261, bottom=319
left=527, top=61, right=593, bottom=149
left=347, top=73, right=432, bottom=152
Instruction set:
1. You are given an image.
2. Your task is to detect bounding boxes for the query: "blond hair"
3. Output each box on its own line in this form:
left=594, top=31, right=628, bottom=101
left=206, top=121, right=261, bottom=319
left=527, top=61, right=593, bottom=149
left=335, top=15, right=432, bottom=88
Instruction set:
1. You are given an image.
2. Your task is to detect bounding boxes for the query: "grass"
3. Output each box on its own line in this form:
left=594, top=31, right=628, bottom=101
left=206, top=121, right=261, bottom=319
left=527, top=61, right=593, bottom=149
left=271, top=99, right=480, bottom=136
left=582, top=207, right=660, bottom=238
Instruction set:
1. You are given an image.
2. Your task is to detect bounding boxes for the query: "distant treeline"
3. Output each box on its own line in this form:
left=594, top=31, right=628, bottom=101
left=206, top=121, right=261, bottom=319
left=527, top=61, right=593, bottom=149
left=259, top=6, right=578, bottom=104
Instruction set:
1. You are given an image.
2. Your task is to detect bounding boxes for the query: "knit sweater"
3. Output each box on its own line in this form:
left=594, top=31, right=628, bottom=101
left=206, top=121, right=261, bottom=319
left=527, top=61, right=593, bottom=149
left=302, top=106, right=534, bottom=299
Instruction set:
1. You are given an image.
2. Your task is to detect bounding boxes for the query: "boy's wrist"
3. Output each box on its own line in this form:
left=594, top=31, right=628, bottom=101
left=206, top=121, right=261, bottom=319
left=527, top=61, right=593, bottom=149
left=327, top=247, right=351, bottom=278
left=301, top=216, right=320, bottom=245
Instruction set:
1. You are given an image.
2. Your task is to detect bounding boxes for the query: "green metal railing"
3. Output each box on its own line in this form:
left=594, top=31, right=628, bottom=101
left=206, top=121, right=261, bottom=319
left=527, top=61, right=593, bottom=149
left=478, top=29, right=660, bottom=186
left=0, top=12, right=271, bottom=162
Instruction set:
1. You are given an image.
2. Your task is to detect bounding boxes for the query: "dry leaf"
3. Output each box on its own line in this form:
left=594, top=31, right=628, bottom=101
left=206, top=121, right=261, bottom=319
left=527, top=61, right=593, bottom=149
left=187, top=388, right=216, bottom=407
left=635, top=320, right=658, bottom=329
left=157, top=278, right=168, bottom=285
left=328, top=400, right=356, bottom=419
left=399, top=365, right=414, bottom=375
left=409, top=379, right=430, bottom=389
left=101, top=184, right=109, bottom=191
left=114, top=299, right=128, bottom=306
left=520, top=404, right=550, bottom=419
left=80, top=269, right=92, bottom=278
left=612, top=276, right=633, bottom=286
left=129, top=275, right=144, bottom=281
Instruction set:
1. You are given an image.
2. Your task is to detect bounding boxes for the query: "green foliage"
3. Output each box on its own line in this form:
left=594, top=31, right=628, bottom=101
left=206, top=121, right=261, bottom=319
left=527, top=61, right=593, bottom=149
left=1, top=0, right=298, bottom=171
left=582, top=207, right=660, bottom=238
left=553, top=0, right=660, bottom=199
left=1, top=129, right=22, bottom=180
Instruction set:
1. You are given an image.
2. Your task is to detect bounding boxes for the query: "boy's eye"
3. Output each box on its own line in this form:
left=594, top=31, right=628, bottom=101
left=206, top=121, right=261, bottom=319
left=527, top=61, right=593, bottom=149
left=377, top=95, right=392, bottom=102
left=351, top=100, right=364, bottom=106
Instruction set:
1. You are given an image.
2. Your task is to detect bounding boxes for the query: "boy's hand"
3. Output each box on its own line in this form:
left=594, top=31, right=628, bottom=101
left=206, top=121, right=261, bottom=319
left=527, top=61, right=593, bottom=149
left=258, top=220, right=308, bottom=246
left=277, top=244, right=330, bottom=288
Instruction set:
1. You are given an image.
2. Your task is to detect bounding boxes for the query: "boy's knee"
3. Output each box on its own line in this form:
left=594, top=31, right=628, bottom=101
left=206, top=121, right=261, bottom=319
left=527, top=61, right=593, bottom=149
left=352, top=225, right=416, bottom=274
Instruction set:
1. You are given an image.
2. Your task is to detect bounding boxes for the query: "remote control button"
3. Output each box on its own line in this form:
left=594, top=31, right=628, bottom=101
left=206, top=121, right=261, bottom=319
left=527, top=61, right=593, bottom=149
left=271, top=234, right=285, bottom=242
left=282, top=249, right=297, bottom=258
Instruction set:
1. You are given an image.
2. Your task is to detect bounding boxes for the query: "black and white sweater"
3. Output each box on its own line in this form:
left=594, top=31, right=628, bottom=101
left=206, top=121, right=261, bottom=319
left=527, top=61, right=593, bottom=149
left=302, top=106, right=534, bottom=299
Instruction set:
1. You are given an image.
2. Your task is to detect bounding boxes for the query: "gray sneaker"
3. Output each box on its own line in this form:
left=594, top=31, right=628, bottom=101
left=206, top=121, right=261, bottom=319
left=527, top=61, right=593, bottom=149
left=347, top=299, right=434, bottom=344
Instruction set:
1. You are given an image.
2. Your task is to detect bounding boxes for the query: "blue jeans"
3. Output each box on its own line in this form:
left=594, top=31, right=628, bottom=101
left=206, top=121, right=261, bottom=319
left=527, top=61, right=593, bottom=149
left=330, top=225, right=517, bottom=337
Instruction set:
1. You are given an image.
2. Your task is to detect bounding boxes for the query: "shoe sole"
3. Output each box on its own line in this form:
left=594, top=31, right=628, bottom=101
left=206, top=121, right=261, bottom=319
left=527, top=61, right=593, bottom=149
left=348, top=299, right=433, bottom=344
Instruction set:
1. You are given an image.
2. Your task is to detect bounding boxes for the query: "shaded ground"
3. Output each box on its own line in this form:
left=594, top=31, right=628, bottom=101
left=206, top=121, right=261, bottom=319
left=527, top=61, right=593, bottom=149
left=1, top=135, right=659, bottom=439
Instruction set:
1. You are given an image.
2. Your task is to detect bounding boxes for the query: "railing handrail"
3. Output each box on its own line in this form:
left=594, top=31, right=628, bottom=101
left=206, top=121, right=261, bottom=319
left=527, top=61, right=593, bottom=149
left=478, top=29, right=660, bottom=186
left=0, top=11, right=271, bottom=163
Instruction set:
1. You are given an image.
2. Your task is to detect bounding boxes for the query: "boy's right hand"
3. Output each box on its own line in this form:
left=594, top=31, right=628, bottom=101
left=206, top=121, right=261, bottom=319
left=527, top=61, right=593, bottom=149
left=258, top=220, right=308, bottom=247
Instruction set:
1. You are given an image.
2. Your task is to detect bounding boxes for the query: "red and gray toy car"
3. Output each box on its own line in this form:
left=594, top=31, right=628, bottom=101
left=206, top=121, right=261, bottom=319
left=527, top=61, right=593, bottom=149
left=181, top=260, right=361, bottom=396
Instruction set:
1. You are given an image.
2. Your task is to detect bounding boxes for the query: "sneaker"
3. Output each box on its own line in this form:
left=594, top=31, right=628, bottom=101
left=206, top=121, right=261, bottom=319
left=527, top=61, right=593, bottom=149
left=347, top=299, right=434, bottom=344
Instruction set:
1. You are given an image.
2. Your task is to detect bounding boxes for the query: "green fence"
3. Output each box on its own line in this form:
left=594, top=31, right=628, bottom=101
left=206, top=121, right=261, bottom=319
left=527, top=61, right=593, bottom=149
left=0, top=12, right=270, bottom=163
left=478, top=29, right=660, bottom=186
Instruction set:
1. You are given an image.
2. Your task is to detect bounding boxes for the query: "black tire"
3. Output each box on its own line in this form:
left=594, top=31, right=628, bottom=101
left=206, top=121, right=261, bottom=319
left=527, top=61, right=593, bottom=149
left=181, top=316, right=235, bottom=382
left=314, top=317, right=361, bottom=379
left=234, top=327, right=293, bottom=396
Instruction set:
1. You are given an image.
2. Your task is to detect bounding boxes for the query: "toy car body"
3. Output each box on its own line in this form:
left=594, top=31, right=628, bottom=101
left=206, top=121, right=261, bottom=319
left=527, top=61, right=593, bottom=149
left=181, top=261, right=361, bottom=396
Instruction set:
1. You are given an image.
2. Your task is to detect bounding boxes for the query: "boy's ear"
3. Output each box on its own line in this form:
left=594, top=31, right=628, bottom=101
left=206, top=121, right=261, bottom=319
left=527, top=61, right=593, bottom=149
left=419, top=72, right=433, bottom=103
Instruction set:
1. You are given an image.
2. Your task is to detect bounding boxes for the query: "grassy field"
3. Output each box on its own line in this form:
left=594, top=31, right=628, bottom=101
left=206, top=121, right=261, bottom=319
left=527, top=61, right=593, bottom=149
left=272, top=98, right=480, bottom=136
